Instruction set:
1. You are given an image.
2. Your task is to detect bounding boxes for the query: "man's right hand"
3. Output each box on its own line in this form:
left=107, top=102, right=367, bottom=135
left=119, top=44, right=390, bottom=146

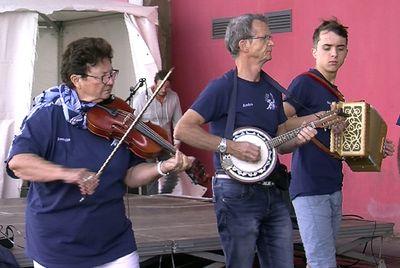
left=228, top=140, right=261, bottom=163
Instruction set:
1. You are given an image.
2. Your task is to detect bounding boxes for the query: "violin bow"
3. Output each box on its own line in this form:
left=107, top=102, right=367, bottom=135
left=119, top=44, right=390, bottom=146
left=79, top=67, right=174, bottom=202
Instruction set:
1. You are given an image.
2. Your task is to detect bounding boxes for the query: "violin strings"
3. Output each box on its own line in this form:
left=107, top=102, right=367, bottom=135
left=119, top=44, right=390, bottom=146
left=135, top=123, right=176, bottom=154
left=117, top=110, right=176, bottom=154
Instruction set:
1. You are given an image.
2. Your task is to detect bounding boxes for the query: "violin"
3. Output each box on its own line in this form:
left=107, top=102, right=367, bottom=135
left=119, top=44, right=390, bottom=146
left=86, top=96, right=212, bottom=196
left=87, top=96, right=171, bottom=159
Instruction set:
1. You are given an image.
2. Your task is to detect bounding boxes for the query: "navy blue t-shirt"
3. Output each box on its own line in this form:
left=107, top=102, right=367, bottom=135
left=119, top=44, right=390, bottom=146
left=397, top=115, right=400, bottom=126
left=285, top=69, right=343, bottom=199
left=6, top=105, right=143, bottom=268
left=191, top=69, right=287, bottom=170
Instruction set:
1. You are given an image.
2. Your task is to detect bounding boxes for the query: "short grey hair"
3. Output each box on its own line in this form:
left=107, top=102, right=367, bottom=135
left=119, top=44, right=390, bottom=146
left=224, top=14, right=269, bottom=58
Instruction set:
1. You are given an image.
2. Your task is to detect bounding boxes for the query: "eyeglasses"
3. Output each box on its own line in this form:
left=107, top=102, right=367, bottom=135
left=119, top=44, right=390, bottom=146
left=83, top=69, right=119, bottom=85
left=248, top=34, right=273, bottom=42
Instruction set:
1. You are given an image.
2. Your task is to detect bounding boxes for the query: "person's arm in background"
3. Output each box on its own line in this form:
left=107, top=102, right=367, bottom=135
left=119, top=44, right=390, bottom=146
left=131, top=90, right=145, bottom=117
left=172, top=93, right=183, bottom=147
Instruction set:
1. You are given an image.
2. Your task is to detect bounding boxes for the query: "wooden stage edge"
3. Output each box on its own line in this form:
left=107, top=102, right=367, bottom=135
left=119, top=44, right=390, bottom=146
left=0, top=194, right=394, bottom=267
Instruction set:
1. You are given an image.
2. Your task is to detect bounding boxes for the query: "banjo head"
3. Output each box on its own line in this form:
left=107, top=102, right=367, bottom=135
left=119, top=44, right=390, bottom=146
left=221, top=127, right=277, bottom=183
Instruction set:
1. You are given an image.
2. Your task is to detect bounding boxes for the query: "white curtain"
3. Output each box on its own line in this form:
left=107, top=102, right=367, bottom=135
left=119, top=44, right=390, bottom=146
left=124, top=13, right=162, bottom=85
left=0, top=12, right=38, bottom=198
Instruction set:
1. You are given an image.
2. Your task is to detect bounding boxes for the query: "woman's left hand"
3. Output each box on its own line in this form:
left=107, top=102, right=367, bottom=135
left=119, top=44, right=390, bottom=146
left=160, top=150, right=195, bottom=174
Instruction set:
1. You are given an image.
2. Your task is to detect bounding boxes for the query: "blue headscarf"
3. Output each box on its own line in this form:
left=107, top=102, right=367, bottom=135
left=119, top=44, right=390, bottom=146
left=23, top=84, right=96, bottom=129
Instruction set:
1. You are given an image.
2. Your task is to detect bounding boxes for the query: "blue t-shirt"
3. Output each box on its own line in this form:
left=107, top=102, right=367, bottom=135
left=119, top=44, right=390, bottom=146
left=285, top=69, right=343, bottom=199
left=6, top=105, right=143, bottom=268
left=397, top=115, right=400, bottom=126
left=191, top=69, right=287, bottom=170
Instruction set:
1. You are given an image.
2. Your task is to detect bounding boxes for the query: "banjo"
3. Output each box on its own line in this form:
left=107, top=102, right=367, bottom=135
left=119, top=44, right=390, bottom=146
left=220, top=109, right=346, bottom=183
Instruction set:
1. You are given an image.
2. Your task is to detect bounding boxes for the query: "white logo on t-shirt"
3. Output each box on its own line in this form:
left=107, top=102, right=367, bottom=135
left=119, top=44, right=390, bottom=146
left=57, top=137, right=71, bottom=142
left=265, top=93, right=276, bottom=110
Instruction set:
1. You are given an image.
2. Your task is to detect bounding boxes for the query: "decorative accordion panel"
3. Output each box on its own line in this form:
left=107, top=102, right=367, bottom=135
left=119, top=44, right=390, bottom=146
left=330, top=101, right=387, bottom=172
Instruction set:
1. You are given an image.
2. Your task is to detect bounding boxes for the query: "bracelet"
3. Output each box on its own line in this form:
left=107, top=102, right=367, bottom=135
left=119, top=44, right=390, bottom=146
left=157, top=161, right=169, bottom=176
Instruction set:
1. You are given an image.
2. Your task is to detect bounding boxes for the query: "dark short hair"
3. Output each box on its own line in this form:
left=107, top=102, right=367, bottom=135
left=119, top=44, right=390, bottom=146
left=60, top=37, right=113, bottom=88
left=225, top=14, right=269, bottom=58
left=154, top=69, right=171, bottom=84
left=313, top=18, right=348, bottom=47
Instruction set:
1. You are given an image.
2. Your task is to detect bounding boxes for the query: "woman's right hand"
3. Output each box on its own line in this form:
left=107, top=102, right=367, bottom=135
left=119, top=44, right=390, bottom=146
left=62, top=169, right=99, bottom=195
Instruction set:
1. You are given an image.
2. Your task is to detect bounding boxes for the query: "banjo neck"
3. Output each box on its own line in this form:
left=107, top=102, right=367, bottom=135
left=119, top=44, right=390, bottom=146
left=267, top=109, right=344, bottom=149
left=267, top=127, right=305, bottom=149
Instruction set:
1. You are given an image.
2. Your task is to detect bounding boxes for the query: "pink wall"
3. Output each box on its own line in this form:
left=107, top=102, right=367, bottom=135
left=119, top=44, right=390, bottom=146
left=170, top=0, right=400, bottom=232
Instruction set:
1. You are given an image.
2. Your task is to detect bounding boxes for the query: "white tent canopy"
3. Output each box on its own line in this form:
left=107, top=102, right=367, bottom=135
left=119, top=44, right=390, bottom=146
left=0, top=0, right=162, bottom=197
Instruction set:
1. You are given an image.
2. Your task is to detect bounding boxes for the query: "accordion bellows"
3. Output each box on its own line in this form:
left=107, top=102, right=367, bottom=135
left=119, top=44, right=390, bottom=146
left=330, top=101, right=387, bottom=172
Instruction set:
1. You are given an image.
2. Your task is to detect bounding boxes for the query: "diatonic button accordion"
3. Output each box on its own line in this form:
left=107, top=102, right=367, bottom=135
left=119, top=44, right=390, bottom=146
left=330, top=101, right=387, bottom=171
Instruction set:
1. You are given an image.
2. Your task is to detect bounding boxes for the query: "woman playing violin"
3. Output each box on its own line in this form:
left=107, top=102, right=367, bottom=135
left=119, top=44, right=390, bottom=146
left=6, top=37, right=193, bottom=268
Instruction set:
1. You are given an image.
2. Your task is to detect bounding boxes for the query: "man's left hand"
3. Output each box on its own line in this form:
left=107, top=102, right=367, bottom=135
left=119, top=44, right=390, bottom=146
left=383, top=139, right=395, bottom=158
left=296, top=125, right=317, bottom=145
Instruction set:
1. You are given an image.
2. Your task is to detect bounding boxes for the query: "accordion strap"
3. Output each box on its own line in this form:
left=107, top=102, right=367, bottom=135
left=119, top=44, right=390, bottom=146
left=304, top=72, right=345, bottom=102
left=311, top=137, right=342, bottom=160
left=303, top=71, right=345, bottom=159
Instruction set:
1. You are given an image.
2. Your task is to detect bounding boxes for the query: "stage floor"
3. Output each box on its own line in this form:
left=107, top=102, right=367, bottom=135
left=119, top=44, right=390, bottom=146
left=0, top=195, right=394, bottom=267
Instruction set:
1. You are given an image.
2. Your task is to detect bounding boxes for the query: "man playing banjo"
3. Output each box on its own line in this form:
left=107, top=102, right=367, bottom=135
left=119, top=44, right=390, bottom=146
left=174, top=14, right=317, bottom=268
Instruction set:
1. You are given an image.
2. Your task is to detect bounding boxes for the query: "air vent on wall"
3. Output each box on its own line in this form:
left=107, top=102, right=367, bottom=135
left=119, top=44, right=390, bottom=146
left=211, top=9, right=292, bottom=39
left=266, top=10, right=292, bottom=33
left=212, top=18, right=231, bottom=39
